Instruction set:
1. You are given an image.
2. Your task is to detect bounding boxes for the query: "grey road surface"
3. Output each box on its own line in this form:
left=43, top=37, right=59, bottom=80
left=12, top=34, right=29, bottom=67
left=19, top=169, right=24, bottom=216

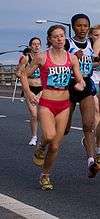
left=0, top=98, right=100, bottom=219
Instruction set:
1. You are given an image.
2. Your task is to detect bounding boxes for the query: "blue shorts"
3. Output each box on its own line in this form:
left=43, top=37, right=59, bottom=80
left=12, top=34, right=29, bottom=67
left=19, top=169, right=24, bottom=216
left=69, top=77, right=97, bottom=103
left=29, top=86, right=43, bottom=95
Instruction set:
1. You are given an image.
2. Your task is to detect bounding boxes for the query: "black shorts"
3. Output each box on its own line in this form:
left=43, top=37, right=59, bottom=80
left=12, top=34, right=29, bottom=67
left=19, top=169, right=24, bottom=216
left=29, top=86, right=43, bottom=95
left=69, top=77, right=96, bottom=103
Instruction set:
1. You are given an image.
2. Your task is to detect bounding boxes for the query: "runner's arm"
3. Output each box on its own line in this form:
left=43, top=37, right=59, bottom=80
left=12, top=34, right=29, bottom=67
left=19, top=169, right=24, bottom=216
left=70, top=54, right=86, bottom=90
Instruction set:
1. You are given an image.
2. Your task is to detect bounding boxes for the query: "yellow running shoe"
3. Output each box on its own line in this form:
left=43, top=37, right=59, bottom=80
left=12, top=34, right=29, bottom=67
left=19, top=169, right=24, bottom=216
left=96, top=154, right=100, bottom=164
left=39, top=175, right=53, bottom=190
left=33, top=145, right=45, bottom=167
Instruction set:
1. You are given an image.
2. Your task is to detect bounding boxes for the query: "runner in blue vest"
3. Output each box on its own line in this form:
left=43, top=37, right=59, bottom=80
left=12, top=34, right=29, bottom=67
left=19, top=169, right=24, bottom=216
left=65, top=13, right=100, bottom=178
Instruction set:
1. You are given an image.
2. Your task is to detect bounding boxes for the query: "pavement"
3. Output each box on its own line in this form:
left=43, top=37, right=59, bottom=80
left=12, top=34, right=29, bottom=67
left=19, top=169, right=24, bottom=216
left=0, top=93, right=100, bottom=219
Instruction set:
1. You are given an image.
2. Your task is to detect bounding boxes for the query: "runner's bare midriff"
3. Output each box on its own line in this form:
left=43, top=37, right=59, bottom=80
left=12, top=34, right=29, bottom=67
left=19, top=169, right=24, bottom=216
left=41, top=89, right=70, bottom=100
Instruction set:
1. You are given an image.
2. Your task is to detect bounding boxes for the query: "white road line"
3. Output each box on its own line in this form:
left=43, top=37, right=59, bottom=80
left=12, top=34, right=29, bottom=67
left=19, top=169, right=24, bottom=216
left=0, top=114, right=7, bottom=118
left=26, top=119, right=30, bottom=123
left=26, top=122, right=82, bottom=131
left=0, top=193, right=59, bottom=219
left=0, top=96, right=82, bottom=131
left=0, top=96, right=21, bottom=100
left=71, top=126, right=82, bottom=131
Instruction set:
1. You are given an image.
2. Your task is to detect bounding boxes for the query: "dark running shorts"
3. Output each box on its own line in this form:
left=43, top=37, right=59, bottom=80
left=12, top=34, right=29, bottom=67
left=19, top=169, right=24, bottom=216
left=29, top=86, right=43, bottom=95
left=69, top=77, right=96, bottom=103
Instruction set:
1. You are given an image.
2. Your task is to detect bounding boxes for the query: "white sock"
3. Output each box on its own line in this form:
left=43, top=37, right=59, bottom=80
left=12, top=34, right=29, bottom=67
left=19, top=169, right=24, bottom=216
left=88, top=157, right=94, bottom=167
left=32, top=136, right=37, bottom=140
left=96, top=147, right=100, bottom=154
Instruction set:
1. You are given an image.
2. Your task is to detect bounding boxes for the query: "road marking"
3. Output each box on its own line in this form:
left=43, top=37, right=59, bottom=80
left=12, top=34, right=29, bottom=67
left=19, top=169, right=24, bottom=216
left=0, top=96, right=82, bottom=131
left=26, top=120, right=83, bottom=131
left=0, top=96, right=21, bottom=100
left=26, top=119, right=30, bottom=123
left=0, top=193, right=59, bottom=219
left=71, top=126, right=82, bottom=131
left=0, top=114, right=7, bottom=118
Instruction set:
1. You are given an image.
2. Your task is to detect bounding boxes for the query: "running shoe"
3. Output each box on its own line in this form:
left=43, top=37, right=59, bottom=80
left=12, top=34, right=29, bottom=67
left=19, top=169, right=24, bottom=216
left=29, top=136, right=37, bottom=146
left=82, top=137, right=100, bottom=165
left=88, top=161, right=100, bottom=178
left=20, top=97, right=25, bottom=102
left=33, top=145, right=45, bottom=166
left=39, top=175, right=53, bottom=190
left=96, top=154, right=100, bottom=164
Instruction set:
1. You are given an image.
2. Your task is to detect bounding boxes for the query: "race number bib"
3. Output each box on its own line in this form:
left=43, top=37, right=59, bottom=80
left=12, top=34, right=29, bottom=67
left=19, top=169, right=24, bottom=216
left=47, top=66, right=71, bottom=88
left=79, top=56, right=93, bottom=77
left=31, top=68, right=40, bottom=78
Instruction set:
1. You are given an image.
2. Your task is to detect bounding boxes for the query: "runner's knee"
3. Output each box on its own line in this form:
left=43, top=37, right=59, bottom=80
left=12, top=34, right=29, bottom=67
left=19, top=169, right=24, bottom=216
left=44, top=131, right=56, bottom=143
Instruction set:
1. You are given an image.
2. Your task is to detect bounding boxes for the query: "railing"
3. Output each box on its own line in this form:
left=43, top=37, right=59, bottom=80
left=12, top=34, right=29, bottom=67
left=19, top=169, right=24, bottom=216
left=0, top=64, right=19, bottom=86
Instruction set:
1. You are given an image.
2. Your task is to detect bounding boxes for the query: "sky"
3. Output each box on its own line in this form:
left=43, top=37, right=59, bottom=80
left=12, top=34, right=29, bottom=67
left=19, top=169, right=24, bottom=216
left=0, top=0, right=100, bottom=29
left=0, top=0, right=100, bottom=63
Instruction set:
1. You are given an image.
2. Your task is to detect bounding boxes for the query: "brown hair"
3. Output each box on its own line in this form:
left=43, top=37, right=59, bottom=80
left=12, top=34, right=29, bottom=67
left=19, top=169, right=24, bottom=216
left=29, top=37, right=41, bottom=46
left=47, top=25, right=66, bottom=47
left=89, top=24, right=100, bottom=35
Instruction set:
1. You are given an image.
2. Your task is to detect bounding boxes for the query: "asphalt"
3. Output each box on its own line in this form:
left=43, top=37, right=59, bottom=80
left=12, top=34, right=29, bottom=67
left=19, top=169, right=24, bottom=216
left=0, top=94, right=100, bottom=219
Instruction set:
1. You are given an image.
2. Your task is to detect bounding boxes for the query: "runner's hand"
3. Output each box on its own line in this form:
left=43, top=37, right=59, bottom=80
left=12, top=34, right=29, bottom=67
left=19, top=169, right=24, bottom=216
left=74, top=50, right=83, bottom=60
left=74, top=79, right=86, bottom=91
left=26, top=91, right=38, bottom=105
